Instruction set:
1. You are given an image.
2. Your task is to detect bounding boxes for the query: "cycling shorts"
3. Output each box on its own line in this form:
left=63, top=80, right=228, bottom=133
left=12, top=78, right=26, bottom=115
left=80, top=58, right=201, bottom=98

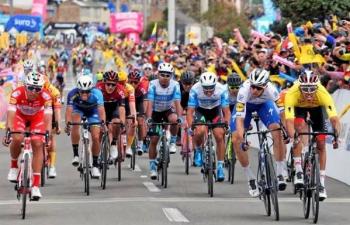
left=148, top=108, right=176, bottom=136
left=13, top=111, right=45, bottom=141
left=194, top=106, right=222, bottom=123
left=73, top=107, right=100, bottom=124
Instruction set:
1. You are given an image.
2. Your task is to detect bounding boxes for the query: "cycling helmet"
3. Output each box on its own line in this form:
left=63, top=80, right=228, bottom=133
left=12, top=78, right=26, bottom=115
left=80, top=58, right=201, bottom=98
left=227, top=73, right=242, bottom=87
left=142, top=63, right=152, bottom=70
left=298, top=70, right=319, bottom=86
left=77, top=75, right=94, bottom=91
left=158, top=62, right=174, bottom=74
left=23, top=60, right=34, bottom=71
left=180, top=71, right=195, bottom=84
left=200, top=72, right=217, bottom=89
left=25, top=71, right=44, bottom=87
left=38, top=60, right=45, bottom=68
left=118, top=70, right=128, bottom=82
left=128, top=69, right=142, bottom=81
left=249, top=68, right=270, bottom=86
left=103, top=70, right=118, bottom=82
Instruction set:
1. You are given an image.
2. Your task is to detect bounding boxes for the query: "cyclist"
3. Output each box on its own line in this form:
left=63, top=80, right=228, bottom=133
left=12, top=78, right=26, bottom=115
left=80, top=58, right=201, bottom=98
left=118, top=70, right=137, bottom=157
left=65, top=75, right=106, bottom=179
left=186, top=71, right=230, bottom=182
left=284, top=70, right=340, bottom=200
left=146, top=62, right=183, bottom=180
left=226, top=73, right=242, bottom=112
left=23, top=59, right=35, bottom=75
left=142, top=63, right=153, bottom=79
left=230, top=68, right=287, bottom=197
left=3, top=71, right=52, bottom=200
left=96, top=71, right=126, bottom=160
left=129, top=68, right=149, bottom=155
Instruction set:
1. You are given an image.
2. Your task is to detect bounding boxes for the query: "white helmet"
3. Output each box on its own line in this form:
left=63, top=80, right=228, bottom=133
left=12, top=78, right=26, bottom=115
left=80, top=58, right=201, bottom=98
left=23, top=60, right=34, bottom=71
left=200, top=72, right=217, bottom=88
left=77, top=75, right=94, bottom=91
left=142, top=63, right=153, bottom=70
left=249, top=68, right=270, bottom=86
left=158, top=62, right=174, bottom=74
left=298, top=70, right=319, bottom=86
left=25, top=71, right=44, bottom=87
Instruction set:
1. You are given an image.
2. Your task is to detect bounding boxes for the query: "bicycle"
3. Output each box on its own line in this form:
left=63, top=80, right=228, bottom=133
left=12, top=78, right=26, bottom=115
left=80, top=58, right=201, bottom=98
left=67, top=117, right=103, bottom=196
left=150, top=121, right=179, bottom=188
left=225, top=133, right=236, bottom=184
left=295, top=119, right=338, bottom=224
left=181, top=127, right=193, bottom=175
left=99, top=129, right=110, bottom=190
left=5, top=130, right=48, bottom=220
left=192, top=122, right=227, bottom=197
left=244, top=113, right=280, bottom=221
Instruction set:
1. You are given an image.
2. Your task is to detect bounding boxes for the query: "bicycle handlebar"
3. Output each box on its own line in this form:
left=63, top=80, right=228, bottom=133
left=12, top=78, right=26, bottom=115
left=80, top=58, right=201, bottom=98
left=245, top=127, right=282, bottom=136
left=6, top=130, right=49, bottom=145
left=192, top=122, right=227, bottom=130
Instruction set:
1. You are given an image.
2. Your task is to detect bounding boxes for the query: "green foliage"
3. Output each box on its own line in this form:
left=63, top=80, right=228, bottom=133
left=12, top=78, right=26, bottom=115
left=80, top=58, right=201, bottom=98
left=201, top=3, right=250, bottom=41
left=269, top=19, right=288, bottom=36
left=273, top=0, right=350, bottom=25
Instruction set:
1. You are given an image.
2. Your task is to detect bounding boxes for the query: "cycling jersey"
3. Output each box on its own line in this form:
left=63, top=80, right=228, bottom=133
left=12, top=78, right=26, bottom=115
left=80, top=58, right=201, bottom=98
left=180, top=84, right=190, bottom=110
left=284, top=82, right=337, bottom=120
left=43, top=77, right=61, bottom=108
left=188, top=82, right=229, bottom=110
left=135, top=77, right=149, bottom=98
left=8, top=86, right=52, bottom=116
left=235, top=80, right=282, bottom=118
left=147, top=79, right=181, bottom=112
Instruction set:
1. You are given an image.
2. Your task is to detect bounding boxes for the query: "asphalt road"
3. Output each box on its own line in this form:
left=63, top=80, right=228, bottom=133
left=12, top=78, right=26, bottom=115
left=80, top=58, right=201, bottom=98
left=0, top=76, right=349, bottom=224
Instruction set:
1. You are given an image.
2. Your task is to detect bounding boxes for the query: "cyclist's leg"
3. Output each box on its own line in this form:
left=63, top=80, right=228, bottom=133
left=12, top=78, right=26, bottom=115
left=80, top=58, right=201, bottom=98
left=148, top=111, right=162, bottom=179
left=167, top=108, right=179, bottom=153
left=192, top=109, right=207, bottom=167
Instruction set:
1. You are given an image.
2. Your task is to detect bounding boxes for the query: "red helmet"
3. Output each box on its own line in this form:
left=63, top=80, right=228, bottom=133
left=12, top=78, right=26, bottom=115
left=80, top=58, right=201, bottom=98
left=128, top=68, right=142, bottom=81
left=103, top=70, right=118, bottom=82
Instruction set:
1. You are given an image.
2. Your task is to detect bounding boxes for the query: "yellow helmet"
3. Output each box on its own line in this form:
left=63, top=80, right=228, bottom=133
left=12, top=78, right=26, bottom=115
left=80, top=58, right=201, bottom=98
left=118, top=70, right=128, bottom=82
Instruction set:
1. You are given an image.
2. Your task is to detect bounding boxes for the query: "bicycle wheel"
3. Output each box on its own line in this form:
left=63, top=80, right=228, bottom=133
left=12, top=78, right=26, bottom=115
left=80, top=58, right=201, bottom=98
left=258, top=162, right=271, bottom=216
left=131, top=138, right=136, bottom=170
left=303, top=154, right=311, bottom=219
left=21, top=153, right=29, bottom=220
left=207, top=141, right=214, bottom=197
left=311, top=154, right=320, bottom=224
left=230, top=143, right=236, bottom=184
left=84, top=143, right=90, bottom=196
left=117, top=136, right=123, bottom=182
left=100, top=134, right=109, bottom=190
left=41, top=146, right=47, bottom=187
left=162, top=136, right=169, bottom=188
left=266, top=153, right=280, bottom=221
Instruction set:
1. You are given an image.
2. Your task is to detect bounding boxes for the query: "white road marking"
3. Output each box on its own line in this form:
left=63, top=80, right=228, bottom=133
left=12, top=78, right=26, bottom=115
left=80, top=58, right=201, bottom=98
left=143, top=182, right=161, bottom=192
left=162, top=208, right=189, bottom=223
left=134, top=164, right=141, bottom=172
left=0, top=197, right=350, bottom=206
left=140, top=175, right=147, bottom=178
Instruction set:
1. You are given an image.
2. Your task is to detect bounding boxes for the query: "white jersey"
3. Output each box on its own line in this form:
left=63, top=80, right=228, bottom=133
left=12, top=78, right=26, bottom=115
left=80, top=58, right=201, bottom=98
left=237, top=80, right=279, bottom=105
left=188, top=82, right=229, bottom=110
left=147, top=79, right=181, bottom=112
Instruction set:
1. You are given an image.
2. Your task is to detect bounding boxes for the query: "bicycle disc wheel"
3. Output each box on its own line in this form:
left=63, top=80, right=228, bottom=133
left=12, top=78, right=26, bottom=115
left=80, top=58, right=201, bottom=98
left=21, top=153, right=29, bottom=220
left=266, top=153, right=279, bottom=221
left=311, top=155, right=320, bottom=224
left=162, top=136, right=169, bottom=188
left=303, top=157, right=311, bottom=219
left=84, top=144, right=90, bottom=196
left=208, top=145, right=214, bottom=197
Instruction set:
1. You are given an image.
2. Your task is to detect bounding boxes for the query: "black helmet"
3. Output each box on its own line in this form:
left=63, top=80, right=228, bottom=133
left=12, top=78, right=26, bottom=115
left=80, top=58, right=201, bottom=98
left=227, top=72, right=242, bottom=87
left=180, top=71, right=195, bottom=84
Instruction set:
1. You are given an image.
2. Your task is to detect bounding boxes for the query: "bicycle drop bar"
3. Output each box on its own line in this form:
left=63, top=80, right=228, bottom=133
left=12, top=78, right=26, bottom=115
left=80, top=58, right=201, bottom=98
left=296, top=131, right=338, bottom=148
left=7, top=131, right=49, bottom=145
left=245, top=127, right=283, bottom=137
left=192, top=122, right=227, bottom=129
left=150, top=122, right=180, bottom=126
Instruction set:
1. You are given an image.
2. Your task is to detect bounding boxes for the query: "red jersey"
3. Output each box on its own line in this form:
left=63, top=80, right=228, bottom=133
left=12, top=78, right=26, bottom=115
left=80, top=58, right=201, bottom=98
left=135, top=77, right=149, bottom=98
left=96, top=82, right=126, bottom=103
left=8, top=86, right=52, bottom=116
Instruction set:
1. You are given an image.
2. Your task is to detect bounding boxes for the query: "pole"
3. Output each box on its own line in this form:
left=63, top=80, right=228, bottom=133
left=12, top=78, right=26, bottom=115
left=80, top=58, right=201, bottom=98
left=9, top=0, right=14, bottom=16
left=200, top=0, right=208, bottom=15
left=167, top=0, right=175, bottom=43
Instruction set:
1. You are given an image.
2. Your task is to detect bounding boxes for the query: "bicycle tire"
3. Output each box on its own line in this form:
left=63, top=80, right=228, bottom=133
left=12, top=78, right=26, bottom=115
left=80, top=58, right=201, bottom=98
left=131, top=145, right=136, bottom=171
left=41, top=145, right=47, bottom=187
left=311, top=154, right=320, bottom=224
left=230, top=143, right=236, bottom=184
left=84, top=143, right=90, bottom=196
left=101, top=134, right=109, bottom=190
left=303, top=153, right=311, bottom=219
left=185, top=149, right=189, bottom=175
left=117, top=136, right=123, bottom=182
left=266, top=153, right=280, bottom=221
left=21, top=153, right=29, bottom=220
left=208, top=139, right=214, bottom=197
left=259, top=161, right=271, bottom=216
left=162, top=136, right=169, bottom=188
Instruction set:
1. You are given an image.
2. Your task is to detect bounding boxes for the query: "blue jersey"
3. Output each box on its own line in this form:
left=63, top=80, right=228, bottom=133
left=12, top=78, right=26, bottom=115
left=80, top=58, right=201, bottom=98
left=67, top=87, right=104, bottom=113
left=147, top=79, right=181, bottom=112
left=188, top=82, right=229, bottom=110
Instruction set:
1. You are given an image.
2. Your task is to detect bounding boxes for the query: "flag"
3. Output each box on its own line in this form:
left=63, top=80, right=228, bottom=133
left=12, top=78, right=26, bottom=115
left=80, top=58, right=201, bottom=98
left=148, top=22, right=157, bottom=43
left=299, top=44, right=325, bottom=65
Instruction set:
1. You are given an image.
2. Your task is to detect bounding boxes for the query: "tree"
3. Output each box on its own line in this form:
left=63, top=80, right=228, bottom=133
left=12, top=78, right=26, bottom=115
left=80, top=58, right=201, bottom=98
left=273, top=0, right=350, bottom=25
left=201, top=3, right=251, bottom=41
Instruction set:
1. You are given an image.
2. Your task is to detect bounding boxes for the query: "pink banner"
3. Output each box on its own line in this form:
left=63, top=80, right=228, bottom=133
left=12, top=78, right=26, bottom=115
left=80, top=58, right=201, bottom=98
left=251, top=30, right=270, bottom=41
left=32, top=0, right=47, bottom=21
left=233, top=28, right=247, bottom=49
left=110, top=12, right=144, bottom=34
left=272, top=54, right=296, bottom=69
left=325, top=71, right=344, bottom=79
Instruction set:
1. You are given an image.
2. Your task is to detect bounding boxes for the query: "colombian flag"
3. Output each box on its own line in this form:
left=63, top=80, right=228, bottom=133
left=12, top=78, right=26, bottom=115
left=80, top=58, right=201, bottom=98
left=148, top=22, right=158, bottom=43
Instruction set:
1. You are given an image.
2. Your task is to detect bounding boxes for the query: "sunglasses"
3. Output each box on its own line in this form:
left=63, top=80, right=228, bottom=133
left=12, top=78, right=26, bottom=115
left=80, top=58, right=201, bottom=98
left=251, top=85, right=264, bottom=91
left=300, top=85, right=317, bottom=93
left=26, top=85, right=42, bottom=92
left=229, top=86, right=239, bottom=90
left=144, top=68, right=152, bottom=71
left=159, top=73, right=171, bottom=78
left=79, top=90, right=91, bottom=94
left=182, top=82, right=193, bottom=86
left=105, top=83, right=116, bottom=87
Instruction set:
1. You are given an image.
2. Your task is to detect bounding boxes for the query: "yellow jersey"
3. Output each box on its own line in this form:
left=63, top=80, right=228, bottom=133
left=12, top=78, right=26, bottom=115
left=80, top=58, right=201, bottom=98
left=43, top=76, right=61, bottom=108
left=284, top=82, right=337, bottom=119
left=123, top=83, right=135, bottom=102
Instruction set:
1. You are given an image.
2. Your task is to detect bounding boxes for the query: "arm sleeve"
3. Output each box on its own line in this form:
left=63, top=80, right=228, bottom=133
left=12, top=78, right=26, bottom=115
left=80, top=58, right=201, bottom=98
left=147, top=83, right=155, bottom=102
left=284, top=91, right=296, bottom=119
left=187, top=88, right=198, bottom=108
left=173, top=83, right=181, bottom=101
left=221, top=89, right=229, bottom=107
left=94, top=89, right=104, bottom=106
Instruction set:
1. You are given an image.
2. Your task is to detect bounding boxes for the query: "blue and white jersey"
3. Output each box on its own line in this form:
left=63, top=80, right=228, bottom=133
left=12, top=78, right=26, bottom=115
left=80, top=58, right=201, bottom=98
left=224, top=84, right=238, bottom=106
left=67, top=87, right=104, bottom=112
left=235, top=80, right=280, bottom=118
left=147, top=79, right=181, bottom=112
left=188, top=82, right=229, bottom=110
